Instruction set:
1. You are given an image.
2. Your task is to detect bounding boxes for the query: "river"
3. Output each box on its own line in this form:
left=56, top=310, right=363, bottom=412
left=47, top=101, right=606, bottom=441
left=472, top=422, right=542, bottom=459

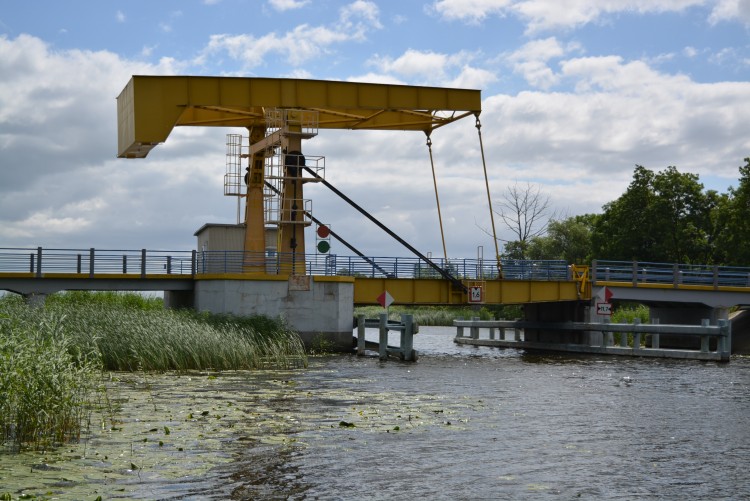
left=2, top=326, right=749, bottom=500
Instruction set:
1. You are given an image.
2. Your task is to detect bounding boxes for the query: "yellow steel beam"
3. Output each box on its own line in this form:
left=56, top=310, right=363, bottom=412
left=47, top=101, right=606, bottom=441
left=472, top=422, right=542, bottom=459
left=117, top=76, right=482, bottom=158
left=353, top=277, right=586, bottom=305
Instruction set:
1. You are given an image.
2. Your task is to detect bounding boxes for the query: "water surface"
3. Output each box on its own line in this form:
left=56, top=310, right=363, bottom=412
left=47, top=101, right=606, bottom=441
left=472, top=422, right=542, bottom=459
left=2, top=327, right=748, bottom=500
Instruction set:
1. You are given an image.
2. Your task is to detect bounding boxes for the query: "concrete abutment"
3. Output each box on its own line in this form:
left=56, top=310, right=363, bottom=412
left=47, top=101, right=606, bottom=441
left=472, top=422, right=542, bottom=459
left=193, top=276, right=354, bottom=352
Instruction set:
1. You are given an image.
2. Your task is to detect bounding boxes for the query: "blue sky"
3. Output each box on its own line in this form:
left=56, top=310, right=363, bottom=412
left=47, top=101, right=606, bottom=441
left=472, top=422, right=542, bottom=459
left=1, top=0, right=749, bottom=259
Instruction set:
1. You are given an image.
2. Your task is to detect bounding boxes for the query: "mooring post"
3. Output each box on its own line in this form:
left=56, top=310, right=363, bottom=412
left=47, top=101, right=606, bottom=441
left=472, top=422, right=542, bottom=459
left=719, top=319, right=731, bottom=360
left=601, top=317, right=611, bottom=348
left=632, top=318, right=641, bottom=349
left=357, top=314, right=366, bottom=356
left=402, top=314, right=415, bottom=361
left=701, top=319, right=710, bottom=353
left=378, top=313, right=388, bottom=361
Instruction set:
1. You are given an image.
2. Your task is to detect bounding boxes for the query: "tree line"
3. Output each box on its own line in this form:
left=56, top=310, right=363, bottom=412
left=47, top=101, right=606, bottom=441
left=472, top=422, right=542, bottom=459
left=499, top=157, right=750, bottom=266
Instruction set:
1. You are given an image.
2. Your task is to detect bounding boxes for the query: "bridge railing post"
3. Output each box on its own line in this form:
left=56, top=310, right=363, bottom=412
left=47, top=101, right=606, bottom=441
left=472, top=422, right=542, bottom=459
left=36, top=247, right=42, bottom=278
left=700, top=319, right=710, bottom=352
left=89, top=248, right=95, bottom=278
left=632, top=261, right=638, bottom=287
left=141, top=249, right=147, bottom=278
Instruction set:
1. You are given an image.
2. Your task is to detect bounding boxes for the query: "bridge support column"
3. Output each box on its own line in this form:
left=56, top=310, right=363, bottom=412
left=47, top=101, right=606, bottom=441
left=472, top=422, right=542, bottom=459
left=164, top=290, right=195, bottom=310
left=524, top=301, right=586, bottom=343
left=648, top=305, right=730, bottom=350
left=194, top=276, right=354, bottom=352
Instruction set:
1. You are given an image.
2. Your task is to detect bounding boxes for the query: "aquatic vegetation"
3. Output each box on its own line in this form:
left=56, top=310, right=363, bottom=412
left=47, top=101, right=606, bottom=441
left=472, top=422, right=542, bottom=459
left=0, top=304, right=102, bottom=451
left=0, top=292, right=307, bottom=451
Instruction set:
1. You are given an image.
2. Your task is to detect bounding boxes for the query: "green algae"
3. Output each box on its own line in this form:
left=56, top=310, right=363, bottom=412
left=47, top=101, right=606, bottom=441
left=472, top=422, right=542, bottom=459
left=1, top=363, right=475, bottom=500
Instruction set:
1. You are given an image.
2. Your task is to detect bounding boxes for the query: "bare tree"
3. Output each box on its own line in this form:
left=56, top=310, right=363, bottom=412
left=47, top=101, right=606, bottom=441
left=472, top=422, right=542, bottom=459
left=496, top=182, right=555, bottom=259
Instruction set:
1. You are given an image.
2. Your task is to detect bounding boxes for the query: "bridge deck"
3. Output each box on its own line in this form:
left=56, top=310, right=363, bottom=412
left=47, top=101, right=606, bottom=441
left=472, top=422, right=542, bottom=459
left=0, top=247, right=586, bottom=305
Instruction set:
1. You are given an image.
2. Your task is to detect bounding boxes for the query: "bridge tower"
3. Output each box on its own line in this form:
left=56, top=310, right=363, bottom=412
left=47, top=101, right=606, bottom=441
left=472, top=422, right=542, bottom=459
left=116, top=76, right=483, bottom=349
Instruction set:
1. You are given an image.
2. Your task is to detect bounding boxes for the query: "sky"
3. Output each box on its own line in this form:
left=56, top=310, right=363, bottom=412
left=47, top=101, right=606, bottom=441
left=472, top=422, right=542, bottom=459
left=1, top=0, right=749, bottom=261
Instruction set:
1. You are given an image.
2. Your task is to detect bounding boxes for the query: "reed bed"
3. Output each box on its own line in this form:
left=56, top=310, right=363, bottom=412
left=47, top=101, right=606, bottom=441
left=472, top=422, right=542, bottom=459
left=0, top=292, right=307, bottom=450
left=0, top=302, right=101, bottom=450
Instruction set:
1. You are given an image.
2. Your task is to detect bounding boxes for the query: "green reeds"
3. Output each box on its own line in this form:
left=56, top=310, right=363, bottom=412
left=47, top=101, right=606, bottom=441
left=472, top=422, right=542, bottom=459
left=0, top=302, right=101, bottom=450
left=0, top=292, right=307, bottom=450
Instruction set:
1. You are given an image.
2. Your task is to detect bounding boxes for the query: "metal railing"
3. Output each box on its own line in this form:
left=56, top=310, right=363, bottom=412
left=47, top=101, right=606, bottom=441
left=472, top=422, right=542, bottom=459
left=0, top=248, right=196, bottom=277
left=197, top=250, right=570, bottom=281
left=593, top=260, right=750, bottom=288
left=0, top=248, right=573, bottom=282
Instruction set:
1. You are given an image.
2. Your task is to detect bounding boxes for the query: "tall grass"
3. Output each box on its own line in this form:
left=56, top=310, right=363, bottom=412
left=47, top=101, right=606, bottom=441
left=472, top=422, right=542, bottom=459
left=0, top=292, right=307, bottom=450
left=0, top=302, right=101, bottom=450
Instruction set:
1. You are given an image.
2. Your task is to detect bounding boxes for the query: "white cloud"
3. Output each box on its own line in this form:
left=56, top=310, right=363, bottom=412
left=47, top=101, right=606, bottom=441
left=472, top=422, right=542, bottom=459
left=267, top=0, right=310, bottom=11
left=197, top=1, right=381, bottom=68
left=366, top=49, right=491, bottom=87
left=431, top=0, right=727, bottom=33
left=431, top=0, right=513, bottom=23
left=709, top=0, right=750, bottom=25
left=116, top=10, right=126, bottom=23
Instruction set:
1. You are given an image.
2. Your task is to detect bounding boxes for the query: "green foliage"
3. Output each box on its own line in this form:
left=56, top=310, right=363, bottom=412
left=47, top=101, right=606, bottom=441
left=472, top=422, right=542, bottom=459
left=592, top=165, right=719, bottom=263
left=46, top=290, right=163, bottom=311
left=527, top=214, right=597, bottom=264
left=611, top=304, right=649, bottom=324
left=720, top=158, right=750, bottom=266
left=0, top=292, right=308, bottom=450
left=0, top=302, right=102, bottom=450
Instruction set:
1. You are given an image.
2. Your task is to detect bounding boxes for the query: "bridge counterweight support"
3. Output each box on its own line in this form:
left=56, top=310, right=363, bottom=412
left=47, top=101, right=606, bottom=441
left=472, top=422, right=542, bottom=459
left=243, top=126, right=268, bottom=273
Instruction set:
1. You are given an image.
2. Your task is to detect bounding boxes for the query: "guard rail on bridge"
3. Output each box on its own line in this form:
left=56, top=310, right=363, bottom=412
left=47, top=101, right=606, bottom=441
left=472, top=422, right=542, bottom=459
left=0, top=248, right=195, bottom=277
left=0, top=247, right=572, bottom=282
left=593, top=260, right=750, bottom=289
left=200, top=250, right=571, bottom=281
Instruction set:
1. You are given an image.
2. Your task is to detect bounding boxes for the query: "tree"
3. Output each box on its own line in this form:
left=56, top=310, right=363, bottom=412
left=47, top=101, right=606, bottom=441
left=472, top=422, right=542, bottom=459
left=527, top=214, right=597, bottom=264
left=721, top=158, right=750, bottom=266
left=591, top=165, right=717, bottom=263
left=495, top=182, right=555, bottom=260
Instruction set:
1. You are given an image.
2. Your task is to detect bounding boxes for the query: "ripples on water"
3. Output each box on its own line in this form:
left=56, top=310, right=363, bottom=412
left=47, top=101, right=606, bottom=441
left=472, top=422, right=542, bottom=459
left=2, top=327, right=748, bottom=500
left=220, top=327, right=750, bottom=500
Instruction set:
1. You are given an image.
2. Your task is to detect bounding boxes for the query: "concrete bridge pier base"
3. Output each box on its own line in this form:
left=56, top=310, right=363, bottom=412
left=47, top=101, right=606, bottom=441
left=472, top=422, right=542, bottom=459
left=523, top=301, right=587, bottom=344
left=193, top=276, right=355, bottom=352
left=648, top=305, right=730, bottom=350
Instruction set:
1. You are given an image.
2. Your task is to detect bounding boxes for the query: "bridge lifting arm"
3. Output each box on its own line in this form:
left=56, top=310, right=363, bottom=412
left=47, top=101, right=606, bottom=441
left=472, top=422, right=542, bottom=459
left=302, top=166, right=468, bottom=293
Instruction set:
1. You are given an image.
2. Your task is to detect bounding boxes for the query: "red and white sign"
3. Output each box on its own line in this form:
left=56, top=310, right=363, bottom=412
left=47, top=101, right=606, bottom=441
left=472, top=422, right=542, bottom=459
left=377, top=290, right=394, bottom=309
left=596, top=286, right=614, bottom=303
left=596, top=302, right=613, bottom=316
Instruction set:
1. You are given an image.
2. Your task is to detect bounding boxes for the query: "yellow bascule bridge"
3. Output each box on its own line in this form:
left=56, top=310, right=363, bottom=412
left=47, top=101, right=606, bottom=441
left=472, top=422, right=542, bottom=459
left=117, top=75, right=588, bottom=348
